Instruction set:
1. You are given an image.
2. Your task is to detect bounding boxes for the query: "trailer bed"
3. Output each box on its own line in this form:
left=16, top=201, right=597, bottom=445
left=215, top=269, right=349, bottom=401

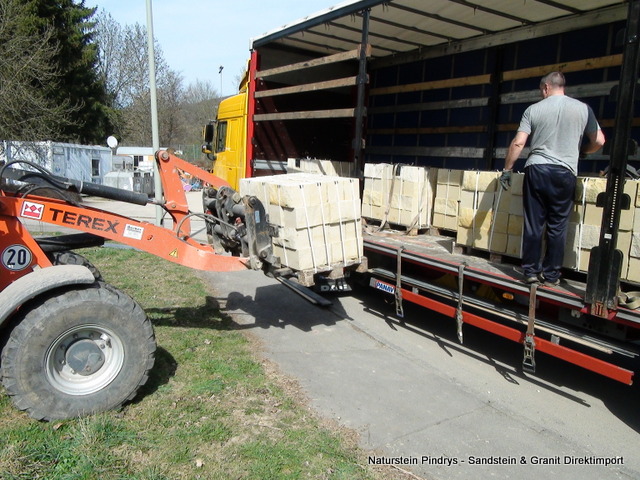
left=362, top=228, right=640, bottom=384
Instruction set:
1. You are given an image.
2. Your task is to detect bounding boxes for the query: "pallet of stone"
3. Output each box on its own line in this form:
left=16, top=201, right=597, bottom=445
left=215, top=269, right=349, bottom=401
left=456, top=170, right=504, bottom=253
left=564, top=176, right=637, bottom=281
left=361, top=163, right=436, bottom=231
left=239, top=172, right=364, bottom=273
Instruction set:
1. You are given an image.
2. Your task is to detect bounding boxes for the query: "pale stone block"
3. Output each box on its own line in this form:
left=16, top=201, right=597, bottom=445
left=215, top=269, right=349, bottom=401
left=631, top=232, right=640, bottom=258
left=441, top=184, right=461, bottom=200
left=569, top=204, right=583, bottom=224
left=458, top=208, right=492, bottom=230
left=619, top=231, right=631, bottom=275
left=507, top=215, right=524, bottom=236
left=509, top=199, right=524, bottom=216
left=458, top=207, right=474, bottom=229
left=272, top=244, right=328, bottom=271
left=495, top=189, right=514, bottom=212
left=627, top=257, right=640, bottom=283
left=476, top=191, right=495, bottom=211
left=492, top=211, right=509, bottom=234
left=507, top=235, right=522, bottom=258
left=364, top=162, right=394, bottom=179
left=437, top=169, right=463, bottom=185
left=510, top=173, right=524, bottom=196
left=488, top=232, right=508, bottom=253
left=329, top=199, right=361, bottom=224
left=563, top=223, right=580, bottom=268
left=457, top=226, right=503, bottom=251
left=472, top=228, right=492, bottom=250
left=634, top=207, right=640, bottom=230
left=433, top=213, right=458, bottom=231
left=459, top=190, right=474, bottom=209
left=363, top=189, right=385, bottom=207
left=462, top=170, right=499, bottom=192
left=579, top=224, right=601, bottom=249
left=579, top=248, right=591, bottom=272
left=297, top=158, right=352, bottom=177
left=456, top=226, right=474, bottom=247
left=624, top=179, right=638, bottom=207
left=434, top=197, right=458, bottom=215
left=583, top=203, right=603, bottom=226
left=582, top=177, right=606, bottom=203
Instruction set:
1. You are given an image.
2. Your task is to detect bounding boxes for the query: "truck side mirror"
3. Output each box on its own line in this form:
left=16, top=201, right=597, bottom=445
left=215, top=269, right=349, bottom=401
left=203, top=122, right=215, bottom=143
left=202, top=122, right=216, bottom=158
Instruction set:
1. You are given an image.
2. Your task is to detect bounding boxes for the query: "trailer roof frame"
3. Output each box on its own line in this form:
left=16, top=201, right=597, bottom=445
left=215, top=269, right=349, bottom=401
left=251, top=0, right=627, bottom=66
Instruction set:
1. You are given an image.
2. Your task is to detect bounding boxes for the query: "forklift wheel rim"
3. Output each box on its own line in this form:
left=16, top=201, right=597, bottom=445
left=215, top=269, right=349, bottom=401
left=44, top=324, right=125, bottom=396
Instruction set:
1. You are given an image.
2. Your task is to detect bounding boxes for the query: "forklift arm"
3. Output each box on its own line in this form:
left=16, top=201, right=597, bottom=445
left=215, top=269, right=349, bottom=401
left=0, top=150, right=251, bottom=291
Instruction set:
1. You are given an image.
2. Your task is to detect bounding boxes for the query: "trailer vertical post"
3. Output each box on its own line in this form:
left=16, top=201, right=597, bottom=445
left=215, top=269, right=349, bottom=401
left=353, top=8, right=371, bottom=179
left=586, top=0, right=640, bottom=317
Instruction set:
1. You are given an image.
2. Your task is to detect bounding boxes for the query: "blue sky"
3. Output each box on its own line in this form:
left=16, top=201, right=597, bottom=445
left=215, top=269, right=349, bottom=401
left=86, top=0, right=340, bottom=96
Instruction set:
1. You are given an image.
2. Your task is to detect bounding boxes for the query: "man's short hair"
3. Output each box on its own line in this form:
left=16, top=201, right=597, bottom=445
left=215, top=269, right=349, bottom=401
left=540, top=71, right=566, bottom=88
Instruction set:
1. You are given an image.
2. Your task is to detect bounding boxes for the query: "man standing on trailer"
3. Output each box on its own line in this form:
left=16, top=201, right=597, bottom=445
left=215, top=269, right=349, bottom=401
left=501, top=71, right=605, bottom=286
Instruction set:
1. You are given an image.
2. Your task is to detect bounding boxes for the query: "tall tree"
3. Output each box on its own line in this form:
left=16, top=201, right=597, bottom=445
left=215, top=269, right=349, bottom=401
left=0, top=0, right=76, bottom=141
left=21, top=0, right=112, bottom=144
left=93, top=11, right=221, bottom=160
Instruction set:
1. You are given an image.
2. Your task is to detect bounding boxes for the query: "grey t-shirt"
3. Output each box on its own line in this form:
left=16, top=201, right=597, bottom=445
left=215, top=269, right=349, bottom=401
left=518, top=95, right=600, bottom=176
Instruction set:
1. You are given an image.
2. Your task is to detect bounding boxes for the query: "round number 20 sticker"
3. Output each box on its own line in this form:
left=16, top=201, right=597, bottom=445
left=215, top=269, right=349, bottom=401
left=2, top=245, right=33, bottom=271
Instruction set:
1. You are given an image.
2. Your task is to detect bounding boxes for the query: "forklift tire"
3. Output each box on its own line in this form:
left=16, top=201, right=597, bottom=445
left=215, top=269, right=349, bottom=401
left=47, top=251, right=103, bottom=281
left=0, top=282, right=156, bottom=421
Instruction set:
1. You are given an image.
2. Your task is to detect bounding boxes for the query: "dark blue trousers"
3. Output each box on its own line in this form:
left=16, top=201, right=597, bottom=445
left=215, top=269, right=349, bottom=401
left=522, top=164, right=576, bottom=282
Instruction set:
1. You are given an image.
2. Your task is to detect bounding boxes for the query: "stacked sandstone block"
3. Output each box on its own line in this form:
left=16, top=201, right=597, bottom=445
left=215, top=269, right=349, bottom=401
left=287, top=158, right=353, bottom=177
left=628, top=186, right=640, bottom=282
left=432, top=169, right=461, bottom=231
left=361, top=163, right=436, bottom=230
left=239, top=173, right=363, bottom=272
left=456, top=171, right=503, bottom=252
left=565, top=177, right=636, bottom=278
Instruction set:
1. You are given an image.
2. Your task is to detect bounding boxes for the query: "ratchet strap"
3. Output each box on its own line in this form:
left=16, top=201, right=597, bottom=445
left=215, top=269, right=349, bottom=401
left=395, top=246, right=404, bottom=318
left=456, top=263, right=466, bottom=343
left=523, top=283, right=538, bottom=373
left=617, top=291, right=640, bottom=310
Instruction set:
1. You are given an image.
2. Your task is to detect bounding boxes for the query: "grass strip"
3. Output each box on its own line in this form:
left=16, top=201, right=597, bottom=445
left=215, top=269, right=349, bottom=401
left=0, top=247, right=396, bottom=480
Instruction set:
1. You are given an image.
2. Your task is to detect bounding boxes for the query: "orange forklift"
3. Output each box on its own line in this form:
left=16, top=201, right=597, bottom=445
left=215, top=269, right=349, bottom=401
left=0, top=150, right=279, bottom=420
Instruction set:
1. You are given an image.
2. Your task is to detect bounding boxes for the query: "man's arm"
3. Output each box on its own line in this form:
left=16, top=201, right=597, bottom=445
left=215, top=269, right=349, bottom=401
left=504, top=131, right=529, bottom=170
left=581, top=129, right=606, bottom=155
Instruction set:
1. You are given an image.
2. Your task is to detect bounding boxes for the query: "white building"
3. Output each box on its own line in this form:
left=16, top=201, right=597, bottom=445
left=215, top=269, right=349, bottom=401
left=0, top=140, right=112, bottom=184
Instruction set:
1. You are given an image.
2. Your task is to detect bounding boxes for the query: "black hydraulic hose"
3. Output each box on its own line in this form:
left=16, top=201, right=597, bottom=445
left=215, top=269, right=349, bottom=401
left=1, top=160, right=151, bottom=206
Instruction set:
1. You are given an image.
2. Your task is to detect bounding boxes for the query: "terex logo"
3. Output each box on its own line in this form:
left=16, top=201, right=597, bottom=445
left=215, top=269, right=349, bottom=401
left=50, top=208, right=120, bottom=234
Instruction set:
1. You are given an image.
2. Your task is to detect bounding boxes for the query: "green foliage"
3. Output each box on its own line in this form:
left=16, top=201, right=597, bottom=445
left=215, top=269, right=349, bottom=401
left=17, top=0, right=112, bottom=143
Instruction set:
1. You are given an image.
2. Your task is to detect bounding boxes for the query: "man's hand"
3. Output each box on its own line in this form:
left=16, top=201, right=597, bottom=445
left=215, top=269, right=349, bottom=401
left=500, top=170, right=512, bottom=190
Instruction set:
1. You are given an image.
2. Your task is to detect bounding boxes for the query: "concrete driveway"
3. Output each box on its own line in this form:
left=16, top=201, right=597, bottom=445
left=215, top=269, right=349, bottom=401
left=202, top=268, right=640, bottom=480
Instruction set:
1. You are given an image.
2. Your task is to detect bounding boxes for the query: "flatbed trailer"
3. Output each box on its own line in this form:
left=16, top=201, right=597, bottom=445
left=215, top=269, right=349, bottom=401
left=363, top=229, right=640, bottom=384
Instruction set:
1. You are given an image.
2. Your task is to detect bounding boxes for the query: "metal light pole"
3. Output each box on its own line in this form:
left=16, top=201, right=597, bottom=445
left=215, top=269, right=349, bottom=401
left=146, top=0, right=162, bottom=225
left=219, top=65, right=224, bottom=96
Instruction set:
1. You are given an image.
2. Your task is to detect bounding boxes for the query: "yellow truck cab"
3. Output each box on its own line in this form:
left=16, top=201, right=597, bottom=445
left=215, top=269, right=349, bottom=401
left=202, top=74, right=249, bottom=191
